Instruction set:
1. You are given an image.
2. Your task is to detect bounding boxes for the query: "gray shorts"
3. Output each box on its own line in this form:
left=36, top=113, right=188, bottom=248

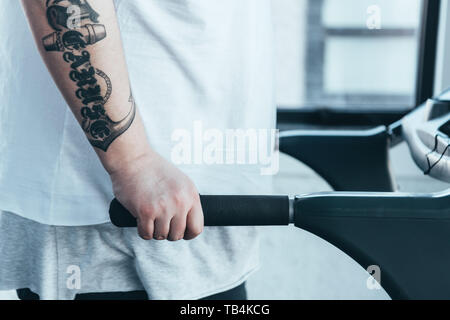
left=0, top=211, right=259, bottom=300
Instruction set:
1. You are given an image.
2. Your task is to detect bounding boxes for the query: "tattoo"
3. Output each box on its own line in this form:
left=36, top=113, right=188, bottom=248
left=42, top=0, right=136, bottom=152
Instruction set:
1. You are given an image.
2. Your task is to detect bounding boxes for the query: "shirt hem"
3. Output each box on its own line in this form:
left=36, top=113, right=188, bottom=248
left=0, top=185, right=111, bottom=226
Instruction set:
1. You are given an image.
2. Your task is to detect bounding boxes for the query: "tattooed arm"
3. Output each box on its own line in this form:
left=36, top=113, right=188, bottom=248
left=21, top=0, right=203, bottom=240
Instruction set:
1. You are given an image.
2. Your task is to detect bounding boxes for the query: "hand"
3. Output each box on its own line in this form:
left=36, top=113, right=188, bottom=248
left=109, top=151, right=204, bottom=241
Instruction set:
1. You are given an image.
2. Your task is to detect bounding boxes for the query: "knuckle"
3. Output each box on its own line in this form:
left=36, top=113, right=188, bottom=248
left=139, top=204, right=157, bottom=219
left=172, top=191, right=185, bottom=206
left=173, top=192, right=191, bottom=213
left=191, top=191, right=200, bottom=203
left=157, top=197, right=169, bottom=212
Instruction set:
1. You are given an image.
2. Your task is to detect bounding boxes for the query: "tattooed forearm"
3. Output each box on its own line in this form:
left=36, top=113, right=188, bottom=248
left=42, top=0, right=136, bottom=152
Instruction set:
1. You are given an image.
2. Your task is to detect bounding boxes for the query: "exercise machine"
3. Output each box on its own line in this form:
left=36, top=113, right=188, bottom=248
left=110, top=89, right=450, bottom=300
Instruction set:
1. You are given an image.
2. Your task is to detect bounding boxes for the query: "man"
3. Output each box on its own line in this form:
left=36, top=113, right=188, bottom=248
left=0, top=0, right=275, bottom=299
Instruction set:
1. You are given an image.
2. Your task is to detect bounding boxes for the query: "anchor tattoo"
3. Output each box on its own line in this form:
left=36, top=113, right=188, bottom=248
left=42, top=0, right=136, bottom=152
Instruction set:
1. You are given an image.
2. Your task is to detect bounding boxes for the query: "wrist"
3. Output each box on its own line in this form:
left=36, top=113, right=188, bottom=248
left=94, top=114, right=159, bottom=176
left=104, top=148, right=158, bottom=177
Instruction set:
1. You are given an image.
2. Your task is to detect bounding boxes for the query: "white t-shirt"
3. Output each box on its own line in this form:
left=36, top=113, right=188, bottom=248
left=0, top=0, right=276, bottom=226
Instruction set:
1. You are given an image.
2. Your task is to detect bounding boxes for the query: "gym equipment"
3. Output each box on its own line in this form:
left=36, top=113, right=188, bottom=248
left=110, top=89, right=450, bottom=300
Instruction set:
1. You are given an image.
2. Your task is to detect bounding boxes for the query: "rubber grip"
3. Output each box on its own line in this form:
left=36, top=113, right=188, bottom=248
left=109, top=195, right=290, bottom=227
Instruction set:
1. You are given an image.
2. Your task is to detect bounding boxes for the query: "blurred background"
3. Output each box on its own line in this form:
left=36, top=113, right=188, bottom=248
left=245, top=0, right=449, bottom=300
left=275, top=0, right=421, bottom=109
left=1, top=0, right=449, bottom=300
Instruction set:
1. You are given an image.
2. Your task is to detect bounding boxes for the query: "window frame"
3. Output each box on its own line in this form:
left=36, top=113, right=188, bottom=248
left=277, top=0, right=441, bottom=128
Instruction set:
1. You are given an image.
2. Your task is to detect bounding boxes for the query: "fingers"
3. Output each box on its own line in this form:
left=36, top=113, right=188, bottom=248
left=184, top=201, right=204, bottom=240
left=137, top=217, right=154, bottom=240
left=153, top=216, right=171, bottom=240
left=137, top=194, right=203, bottom=241
left=168, top=214, right=187, bottom=242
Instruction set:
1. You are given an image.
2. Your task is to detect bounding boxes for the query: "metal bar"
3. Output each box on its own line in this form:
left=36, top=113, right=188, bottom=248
left=415, top=0, right=442, bottom=105
left=325, top=28, right=416, bottom=37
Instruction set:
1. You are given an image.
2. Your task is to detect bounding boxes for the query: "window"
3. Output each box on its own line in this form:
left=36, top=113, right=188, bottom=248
left=273, top=0, right=425, bottom=113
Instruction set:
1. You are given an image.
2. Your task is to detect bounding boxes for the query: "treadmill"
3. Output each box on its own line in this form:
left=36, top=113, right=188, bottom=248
left=110, top=89, right=450, bottom=300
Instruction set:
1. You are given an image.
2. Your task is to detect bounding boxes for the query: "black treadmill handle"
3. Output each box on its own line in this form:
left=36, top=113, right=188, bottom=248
left=109, top=195, right=291, bottom=228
